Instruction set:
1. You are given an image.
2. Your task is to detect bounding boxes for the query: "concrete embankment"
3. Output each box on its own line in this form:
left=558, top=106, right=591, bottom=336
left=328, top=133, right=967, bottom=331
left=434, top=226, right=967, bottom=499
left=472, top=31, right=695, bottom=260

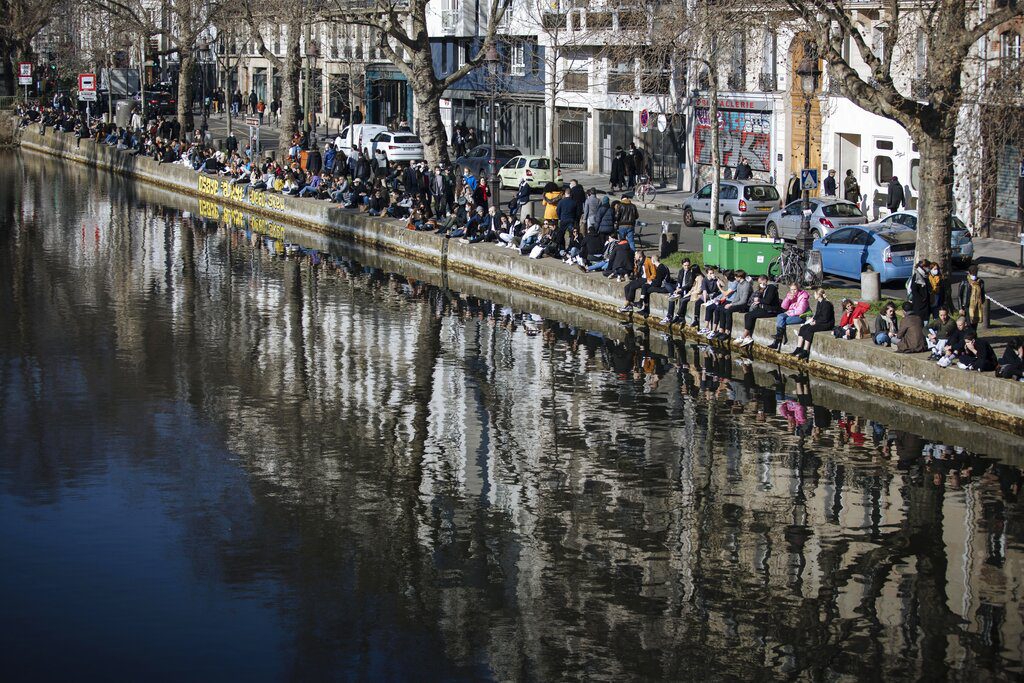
left=18, top=125, right=1024, bottom=434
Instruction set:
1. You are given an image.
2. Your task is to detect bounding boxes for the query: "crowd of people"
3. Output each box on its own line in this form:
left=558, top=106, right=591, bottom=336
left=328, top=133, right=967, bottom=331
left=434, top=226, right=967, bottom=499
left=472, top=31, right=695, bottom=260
left=16, top=100, right=1022, bottom=383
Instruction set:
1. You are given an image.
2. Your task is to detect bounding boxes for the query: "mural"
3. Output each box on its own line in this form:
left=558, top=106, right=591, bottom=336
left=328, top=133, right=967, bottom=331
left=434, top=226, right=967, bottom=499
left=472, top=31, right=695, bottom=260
left=693, top=108, right=772, bottom=171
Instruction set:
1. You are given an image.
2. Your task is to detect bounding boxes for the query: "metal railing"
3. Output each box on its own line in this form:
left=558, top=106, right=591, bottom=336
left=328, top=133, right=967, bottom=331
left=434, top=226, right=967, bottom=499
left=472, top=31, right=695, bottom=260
left=0, top=95, right=23, bottom=110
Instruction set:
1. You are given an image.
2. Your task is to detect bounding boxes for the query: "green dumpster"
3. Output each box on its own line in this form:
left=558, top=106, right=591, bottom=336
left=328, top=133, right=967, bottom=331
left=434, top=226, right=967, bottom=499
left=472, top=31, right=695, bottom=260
left=729, top=235, right=783, bottom=275
left=702, top=229, right=782, bottom=275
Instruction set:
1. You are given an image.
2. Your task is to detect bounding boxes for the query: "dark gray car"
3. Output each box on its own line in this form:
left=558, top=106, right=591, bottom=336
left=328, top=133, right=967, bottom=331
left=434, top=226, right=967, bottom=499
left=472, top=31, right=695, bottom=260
left=455, top=145, right=522, bottom=178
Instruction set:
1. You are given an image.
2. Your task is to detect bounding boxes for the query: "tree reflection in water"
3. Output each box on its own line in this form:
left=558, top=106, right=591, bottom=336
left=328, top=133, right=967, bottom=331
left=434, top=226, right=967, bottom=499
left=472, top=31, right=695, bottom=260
left=1, top=151, right=1022, bottom=681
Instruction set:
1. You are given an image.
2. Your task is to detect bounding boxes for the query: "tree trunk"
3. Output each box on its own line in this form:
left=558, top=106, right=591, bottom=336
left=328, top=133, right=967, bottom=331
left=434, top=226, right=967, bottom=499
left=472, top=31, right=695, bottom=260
left=414, top=89, right=448, bottom=167
left=177, top=54, right=195, bottom=138
left=915, top=135, right=955, bottom=272
left=708, top=61, right=721, bottom=231
left=278, top=18, right=302, bottom=153
left=409, top=50, right=448, bottom=167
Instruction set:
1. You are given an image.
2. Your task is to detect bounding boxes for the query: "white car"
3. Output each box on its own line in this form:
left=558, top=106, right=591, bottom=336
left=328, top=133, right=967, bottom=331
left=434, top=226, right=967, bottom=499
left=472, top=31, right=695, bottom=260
left=363, top=131, right=425, bottom=167
left=336, top=124, right=387, bottom=160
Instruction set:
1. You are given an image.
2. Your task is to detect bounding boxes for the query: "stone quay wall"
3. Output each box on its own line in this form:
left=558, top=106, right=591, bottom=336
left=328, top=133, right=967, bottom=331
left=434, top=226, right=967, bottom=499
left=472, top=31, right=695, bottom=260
left=17, top=125, right=1024, bottom=433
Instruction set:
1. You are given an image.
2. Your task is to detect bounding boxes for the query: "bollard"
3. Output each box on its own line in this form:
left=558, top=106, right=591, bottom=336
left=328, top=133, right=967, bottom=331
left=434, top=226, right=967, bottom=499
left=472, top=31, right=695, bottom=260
left=660, top=232, right=678, bottom=258
left=860, top=270, right=880, bottom=302
left=981, top=299, right=991, bottom=331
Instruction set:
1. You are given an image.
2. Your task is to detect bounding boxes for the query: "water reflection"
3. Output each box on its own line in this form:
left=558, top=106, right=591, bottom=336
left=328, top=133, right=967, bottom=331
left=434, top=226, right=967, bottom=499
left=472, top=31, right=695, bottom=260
left=1, top=151, right=1023, bottom=680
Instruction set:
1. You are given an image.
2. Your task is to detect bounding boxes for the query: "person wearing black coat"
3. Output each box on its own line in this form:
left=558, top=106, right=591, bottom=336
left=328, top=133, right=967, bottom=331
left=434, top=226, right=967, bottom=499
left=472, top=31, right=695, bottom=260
left=738, top=277, right=782, bottom=346
left=887, top=176, right=906, bottom=212
left=909, top=261, right=931, bottom=320
left=785, top=173, right=801, bottom=205
left=791, top=289, right=835, bottom=359
left=997, top=337, right=1024, bottom=379
left=568, top=180, right=586, bottom=226
left=610, top=147, right=627, bottom=191
left=607, top=238, right=634, bottom=280
left=306, top=148, right=323, bottom=176
left=959, top=333, right=998, bottom=372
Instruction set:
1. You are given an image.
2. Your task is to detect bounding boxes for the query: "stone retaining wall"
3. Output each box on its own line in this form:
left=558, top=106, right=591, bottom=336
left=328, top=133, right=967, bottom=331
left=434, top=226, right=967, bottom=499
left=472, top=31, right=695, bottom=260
left=18, top=125, right=1024, bottom=433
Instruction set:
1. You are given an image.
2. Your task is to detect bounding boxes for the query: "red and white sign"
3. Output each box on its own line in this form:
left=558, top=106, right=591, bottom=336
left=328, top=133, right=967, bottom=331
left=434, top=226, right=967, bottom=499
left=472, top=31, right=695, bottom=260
left=18, top=62, right=32, bottom=85
left=78, top=73, right=96, bottom=91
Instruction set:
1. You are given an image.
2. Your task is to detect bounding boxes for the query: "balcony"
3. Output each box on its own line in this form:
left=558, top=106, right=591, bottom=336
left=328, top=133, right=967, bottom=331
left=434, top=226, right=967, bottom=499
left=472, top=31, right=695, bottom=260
left=727, top=72, right=745, bottom=91
left=758, top=72, right=777, bottom=92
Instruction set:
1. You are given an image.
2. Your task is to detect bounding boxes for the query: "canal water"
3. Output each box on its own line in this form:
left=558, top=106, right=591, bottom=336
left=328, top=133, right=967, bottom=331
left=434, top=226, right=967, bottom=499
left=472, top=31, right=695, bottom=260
left=2, top=151, right=1023, bottom=681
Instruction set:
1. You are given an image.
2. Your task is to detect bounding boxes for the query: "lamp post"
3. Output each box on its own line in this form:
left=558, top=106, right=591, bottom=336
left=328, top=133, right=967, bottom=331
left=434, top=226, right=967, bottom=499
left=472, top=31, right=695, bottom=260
left=795, top=45, right=821, bottom=257
left=485, top=44, right=501, bottom=210
left=305, top=41, right=319, bottom=143
left=198, top=39, right=210, bottom=133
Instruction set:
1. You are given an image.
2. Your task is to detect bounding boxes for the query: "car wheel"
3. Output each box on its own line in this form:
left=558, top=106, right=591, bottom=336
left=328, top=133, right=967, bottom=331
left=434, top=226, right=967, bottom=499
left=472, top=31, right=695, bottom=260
left=683, top=207, right=696, bottom=227
left=723, top=214, right=736, bottom=231
left=766, top=222, right=779, bottom=239
left=810, top=229, right=821, bottom=240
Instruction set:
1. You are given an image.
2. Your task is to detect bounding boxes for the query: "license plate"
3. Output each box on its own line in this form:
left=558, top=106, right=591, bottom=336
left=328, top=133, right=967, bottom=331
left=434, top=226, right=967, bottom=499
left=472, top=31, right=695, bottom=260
left=758, top=206, right=771, bottom=211
left=902, top=255, right=913, bottom=263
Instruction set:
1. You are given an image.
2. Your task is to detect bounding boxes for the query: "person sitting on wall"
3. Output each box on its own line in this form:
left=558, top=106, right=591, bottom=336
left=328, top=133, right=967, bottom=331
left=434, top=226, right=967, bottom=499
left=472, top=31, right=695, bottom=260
left=957, top=333, right=998, bottom=372
left=790, top=288, right=835, bottom=360
left=894, top=300, right=927, bottom=354
left=997, top=337, right=1024, bottom=380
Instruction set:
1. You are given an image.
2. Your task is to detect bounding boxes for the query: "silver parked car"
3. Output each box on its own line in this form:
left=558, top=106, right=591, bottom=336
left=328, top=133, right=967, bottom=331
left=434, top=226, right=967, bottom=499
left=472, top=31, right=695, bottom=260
left=877, top=210, right=974, bottom=268
left=681, top=180, right=781, bottom=232
left=764, top=198, right=867, bottom=241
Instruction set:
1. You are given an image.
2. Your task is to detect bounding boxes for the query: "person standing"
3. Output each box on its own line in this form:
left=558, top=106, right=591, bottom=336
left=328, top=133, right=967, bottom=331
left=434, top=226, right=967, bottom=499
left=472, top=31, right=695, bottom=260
left=568, top=179, right=586, bottom=228
left=909, top=260, right=931, bottom=320
left=581, top=187, right=601, bottom=234
left=843, top=169, right=860, bottom=203
left=957, top=264, right=986, bottom=327
left=248, top=90, right=258, bottom=115
left=735, top=159, right=752, bottom=180
left=628, top=143, right=645, bottom=188
left=886, top=175, right=906, bottom=213
left=352, top=105, right=363, bottom=124
left=785, top=173, right=801, bottom=204
left=823, top=169, right=837, bottom=196
left=610, top=147, right=626, bottom=191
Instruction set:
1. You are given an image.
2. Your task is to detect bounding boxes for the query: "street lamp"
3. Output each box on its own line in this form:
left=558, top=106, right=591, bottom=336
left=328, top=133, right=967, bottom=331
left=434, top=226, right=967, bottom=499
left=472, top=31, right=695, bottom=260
left=795, top=44, right=821, bottom=256
left=485, top=44, right=501, bottom=211
left=198, top=39, right=210, bottom=132
left=305, top=41, right=319, bottom=143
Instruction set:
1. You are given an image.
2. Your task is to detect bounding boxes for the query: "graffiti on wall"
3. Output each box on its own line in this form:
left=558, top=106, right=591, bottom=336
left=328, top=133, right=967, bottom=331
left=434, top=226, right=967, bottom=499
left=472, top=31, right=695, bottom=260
left=693, top=108, right=772, bottom=171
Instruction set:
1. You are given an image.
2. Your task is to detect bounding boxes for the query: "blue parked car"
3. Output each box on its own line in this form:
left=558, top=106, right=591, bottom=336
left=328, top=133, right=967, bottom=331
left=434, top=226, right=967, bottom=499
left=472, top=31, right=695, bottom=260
left=812, top=224, right=916, bottom=283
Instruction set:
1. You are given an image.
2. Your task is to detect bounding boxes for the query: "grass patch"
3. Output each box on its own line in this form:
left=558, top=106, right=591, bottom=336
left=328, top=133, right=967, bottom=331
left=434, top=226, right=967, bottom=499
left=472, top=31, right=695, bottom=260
left=661, top=250, right=704, bottom=270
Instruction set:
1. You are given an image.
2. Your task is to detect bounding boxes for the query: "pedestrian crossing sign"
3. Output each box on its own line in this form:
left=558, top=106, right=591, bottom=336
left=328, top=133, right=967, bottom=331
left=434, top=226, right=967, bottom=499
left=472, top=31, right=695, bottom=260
left=801, top=169, right=818, bottom=190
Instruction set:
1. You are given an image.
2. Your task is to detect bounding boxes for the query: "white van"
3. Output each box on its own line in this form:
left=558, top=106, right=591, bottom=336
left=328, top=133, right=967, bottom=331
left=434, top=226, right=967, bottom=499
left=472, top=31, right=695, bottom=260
left=335, top=124, right=388, bottom=160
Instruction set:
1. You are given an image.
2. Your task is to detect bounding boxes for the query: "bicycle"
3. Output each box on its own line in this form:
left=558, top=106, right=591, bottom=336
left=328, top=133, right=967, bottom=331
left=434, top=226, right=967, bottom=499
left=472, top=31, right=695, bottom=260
left=768, top=244, right=823, bottom=288
left=634, top=175, right=657, bottom=204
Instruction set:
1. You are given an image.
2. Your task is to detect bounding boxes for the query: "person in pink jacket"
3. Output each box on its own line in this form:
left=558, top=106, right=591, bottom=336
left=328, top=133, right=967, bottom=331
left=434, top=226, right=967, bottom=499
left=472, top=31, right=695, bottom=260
left=767, top=283, right=810, bottom=350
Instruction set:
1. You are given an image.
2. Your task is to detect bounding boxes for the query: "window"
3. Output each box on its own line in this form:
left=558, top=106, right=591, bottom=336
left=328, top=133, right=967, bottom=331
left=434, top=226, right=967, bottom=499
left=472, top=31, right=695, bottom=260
left=822, top=203, right=865, bottom=218
left=826, top=228, right=855, bottom=244
left=1001, top=30, right=1022, bottom=64
left=456, top=41, right=467, bottom=69
left=784, top=201, right=802, bottom=215
left=729, top=33, right=745, bottom=91
left=744, top=185, right=779, bottom=201
left=697, top=184, right=713, bottom=199
left=515, top=157, right=526, bottom=169
left=529, top=158, right=551, bottom=169
left=875, top=139, right=893, bottom=150
left=720, top=184, right=738, bottom=200
left=910, top=159, right=920, bottom=191
left=874, top=155, right=893, bottom=185
left=511, top=42, right=525, bottom=77
left=565, top=70, right=589, bottom=92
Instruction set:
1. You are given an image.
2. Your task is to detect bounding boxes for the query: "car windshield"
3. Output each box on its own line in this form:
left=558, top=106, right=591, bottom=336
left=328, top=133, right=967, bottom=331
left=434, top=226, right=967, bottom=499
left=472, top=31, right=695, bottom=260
left=743, top=185, right=779, bottom=201
left=822, top=203, right=865, bottom=218
left=393, top=136, right=419, bottom=143
left=530, top=159, right=551, bottom=169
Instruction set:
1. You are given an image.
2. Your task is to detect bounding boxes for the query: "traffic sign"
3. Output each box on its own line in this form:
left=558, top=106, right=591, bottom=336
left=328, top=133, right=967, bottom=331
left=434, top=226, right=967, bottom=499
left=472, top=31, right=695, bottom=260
left=18, top=62, right=32, bottom=85
left=639, top=108, right=650, bottom=128
left=244, top=116, right=260, bottom=127
left=78, top=73, right=97, bottom=92
left=657, top=113, right=667, bottom=133
left=78, top=91, right=97, bottom=101
left=800, top=169, right=819, bottom=190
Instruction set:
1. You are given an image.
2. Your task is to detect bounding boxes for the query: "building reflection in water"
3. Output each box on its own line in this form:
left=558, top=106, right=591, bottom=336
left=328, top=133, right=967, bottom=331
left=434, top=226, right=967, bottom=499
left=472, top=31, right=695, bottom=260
left=1, top=152, right=1022, bottom=680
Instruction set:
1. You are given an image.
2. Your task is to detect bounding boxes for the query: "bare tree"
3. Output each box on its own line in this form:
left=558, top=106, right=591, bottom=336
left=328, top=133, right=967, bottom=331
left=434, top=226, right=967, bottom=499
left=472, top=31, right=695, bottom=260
left=0, top=0, right=61, bottom=95
left=241, top=0, right=308, bottom=152
left=325, top=0, right=510, bottom=166
left=785, top=0, right=1024, bottom=269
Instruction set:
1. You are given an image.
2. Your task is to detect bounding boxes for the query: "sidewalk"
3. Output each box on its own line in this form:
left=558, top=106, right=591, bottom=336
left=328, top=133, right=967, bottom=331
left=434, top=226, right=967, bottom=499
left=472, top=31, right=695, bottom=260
left=974, top=236, right=1024, bottom=278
